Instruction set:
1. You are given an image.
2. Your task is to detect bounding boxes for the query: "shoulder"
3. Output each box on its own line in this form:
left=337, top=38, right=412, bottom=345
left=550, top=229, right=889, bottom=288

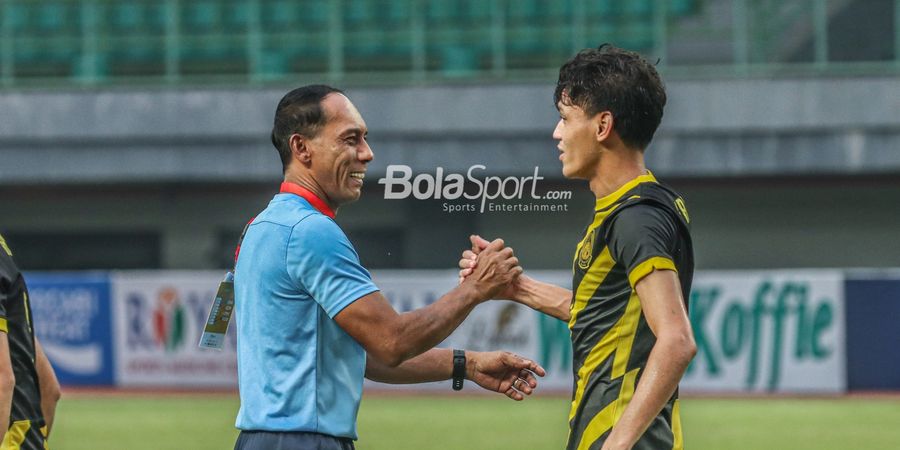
left=610, top=202, right=673, bottom=230
left=290, top=213, right=345, bottom=241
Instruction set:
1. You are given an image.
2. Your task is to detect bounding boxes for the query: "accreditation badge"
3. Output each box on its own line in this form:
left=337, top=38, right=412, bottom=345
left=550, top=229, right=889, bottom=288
left=198, top=271, right=235, bottom=350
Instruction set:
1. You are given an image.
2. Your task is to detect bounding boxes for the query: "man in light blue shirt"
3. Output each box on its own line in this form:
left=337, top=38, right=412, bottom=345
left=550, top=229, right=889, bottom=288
left=234, top=85, right=545, bottom=450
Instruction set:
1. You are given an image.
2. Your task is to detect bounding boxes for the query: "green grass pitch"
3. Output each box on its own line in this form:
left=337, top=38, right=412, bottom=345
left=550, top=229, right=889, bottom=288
left=50, top=393, right=900, bottom=449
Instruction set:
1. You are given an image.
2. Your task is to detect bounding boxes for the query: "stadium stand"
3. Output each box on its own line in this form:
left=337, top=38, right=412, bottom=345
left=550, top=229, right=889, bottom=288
left=0, top=0, right=703, bottom=82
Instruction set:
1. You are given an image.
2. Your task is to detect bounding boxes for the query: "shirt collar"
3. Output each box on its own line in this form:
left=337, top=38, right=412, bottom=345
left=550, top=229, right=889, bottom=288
left=594, top=171, right=657, bottom=211
left=280, top=182, right=336, bottom=219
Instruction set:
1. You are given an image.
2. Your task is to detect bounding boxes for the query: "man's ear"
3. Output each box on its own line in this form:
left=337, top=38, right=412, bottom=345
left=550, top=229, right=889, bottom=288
left=594, top=111, right=614, bottom=143
left=289, top=134, right=312, bottom=166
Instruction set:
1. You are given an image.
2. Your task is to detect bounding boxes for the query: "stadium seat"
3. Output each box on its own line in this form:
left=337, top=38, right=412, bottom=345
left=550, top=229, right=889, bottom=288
left=586, top=0, right=622, bottom=19
left=182, top=1, right=221, bottom=33
left=624, top=0, right=654, bottom=18
left=34, top=2, right=66, bottom=33
left=379, top=1, right=411, bottom=26
left=670, top=0, right=698, bottom=16
left=224, top=0, right=251, bottom=32
left=110, top=2, right=143, bottom=31
left=4, top=3, right=29, bottom=33
left=345, top=0, right=373, bottom=26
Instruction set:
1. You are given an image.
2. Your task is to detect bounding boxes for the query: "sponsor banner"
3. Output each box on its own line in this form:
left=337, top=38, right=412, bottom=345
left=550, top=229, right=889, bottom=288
left=366, top=270, right=574, bottom=392
left=682, top=270, right=846, bottom=393
left=25, top=272, right=115, bottom=385
left=112, top=271, right=236, bottom=388
left=103, top=269, right=846, bottom=393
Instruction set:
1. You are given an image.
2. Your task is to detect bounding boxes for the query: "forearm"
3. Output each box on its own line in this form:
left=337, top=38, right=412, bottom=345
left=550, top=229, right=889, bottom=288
left=0, top=380, right=11, bottom=442
left=515, top=275, right=572, bottom=321
left=604, top=335, right=695, bottom=449
left=366, top=348, right=453, bottom=384
left=379, top=284, right=481, bottom=366
left=34, top=340, right=60, bottom=436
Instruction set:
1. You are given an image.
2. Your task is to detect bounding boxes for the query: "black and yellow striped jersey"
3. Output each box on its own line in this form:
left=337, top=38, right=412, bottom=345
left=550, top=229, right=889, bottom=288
left=566, top=172, right=693, bottom=450
left=0, top=234, right=47, bottom=450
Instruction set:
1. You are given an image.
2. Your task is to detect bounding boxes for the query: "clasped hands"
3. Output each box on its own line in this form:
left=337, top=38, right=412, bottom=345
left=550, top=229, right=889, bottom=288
left=456, top=235, right=545, bottom=401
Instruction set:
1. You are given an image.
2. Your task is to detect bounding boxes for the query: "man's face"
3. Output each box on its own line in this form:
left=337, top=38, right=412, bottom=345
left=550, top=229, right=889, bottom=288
left=306, top=93, right=373, bottom=207
left=552, top=101, right=601, bottom=180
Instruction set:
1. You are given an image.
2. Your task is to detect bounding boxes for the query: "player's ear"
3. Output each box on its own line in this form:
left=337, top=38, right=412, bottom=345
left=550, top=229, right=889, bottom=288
left=289, top=134, right=313, bottom=166
left=594, top=111, right=614, bottom=143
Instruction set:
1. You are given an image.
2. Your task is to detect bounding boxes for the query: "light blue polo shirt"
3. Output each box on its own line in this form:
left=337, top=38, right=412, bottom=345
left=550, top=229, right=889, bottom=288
left=234, top=193, right=379, bottom=439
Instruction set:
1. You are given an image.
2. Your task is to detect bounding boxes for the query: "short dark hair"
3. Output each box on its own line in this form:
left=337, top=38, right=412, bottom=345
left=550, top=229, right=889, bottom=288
left=271, top=84, right=344, bottom=172
left=554, top=44, right=666, bottom=150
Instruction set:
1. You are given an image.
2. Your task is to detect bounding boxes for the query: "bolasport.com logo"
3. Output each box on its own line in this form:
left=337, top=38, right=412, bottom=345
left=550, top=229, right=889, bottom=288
left=378, top=164, right=572, bottom=213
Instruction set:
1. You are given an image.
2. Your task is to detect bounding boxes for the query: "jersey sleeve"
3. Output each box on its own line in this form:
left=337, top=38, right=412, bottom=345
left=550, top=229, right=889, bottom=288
left=286, top=214, right=380, bottom=318
left=607, top=203, right=680, bottom=289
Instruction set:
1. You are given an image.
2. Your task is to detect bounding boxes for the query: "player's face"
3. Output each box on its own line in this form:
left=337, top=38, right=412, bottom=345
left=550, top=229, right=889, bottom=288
left=553, top=101, right=601, bottom=180
left=308, top=94, right=373, bottom=207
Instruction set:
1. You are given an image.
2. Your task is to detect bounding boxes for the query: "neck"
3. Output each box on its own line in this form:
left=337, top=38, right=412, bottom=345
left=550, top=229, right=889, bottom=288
left=283, top=171, right=340, bottom=214
left=588, top=147, right=647, bottom=200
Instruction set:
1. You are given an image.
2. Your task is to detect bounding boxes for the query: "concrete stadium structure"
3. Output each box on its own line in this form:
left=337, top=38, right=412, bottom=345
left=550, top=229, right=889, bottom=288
left=2, top=74, right=899, bottom=272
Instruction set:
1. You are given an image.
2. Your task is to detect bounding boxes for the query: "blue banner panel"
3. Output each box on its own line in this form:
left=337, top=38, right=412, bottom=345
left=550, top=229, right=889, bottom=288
left=845, top=279, right=900, bottom=390
left=24, top=272, right=115, bottom=386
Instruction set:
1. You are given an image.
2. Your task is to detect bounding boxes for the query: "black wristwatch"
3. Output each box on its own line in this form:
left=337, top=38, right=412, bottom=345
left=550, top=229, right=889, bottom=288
left=452, top=349, right=466, bottom=391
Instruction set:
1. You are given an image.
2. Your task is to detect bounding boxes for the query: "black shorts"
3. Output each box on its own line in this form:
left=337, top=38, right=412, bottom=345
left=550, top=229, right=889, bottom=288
left=234, top=430, right=355, bottom=450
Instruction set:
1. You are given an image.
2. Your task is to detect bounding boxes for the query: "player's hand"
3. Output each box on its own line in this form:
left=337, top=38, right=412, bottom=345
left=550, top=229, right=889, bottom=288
left=459, top=235, right=525, bottom=301
left=466, top=351, right=545, bottom=401
left=463, top=237, right=522, bottom=301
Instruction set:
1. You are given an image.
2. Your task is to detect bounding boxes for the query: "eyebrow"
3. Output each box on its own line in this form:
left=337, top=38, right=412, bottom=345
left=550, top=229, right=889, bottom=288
left=338, top=127, right=366, bottom=137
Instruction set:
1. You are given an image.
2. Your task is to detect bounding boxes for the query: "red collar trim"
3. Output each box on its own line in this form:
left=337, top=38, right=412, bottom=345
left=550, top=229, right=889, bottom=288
left=280, top=182, right=336, bottom=219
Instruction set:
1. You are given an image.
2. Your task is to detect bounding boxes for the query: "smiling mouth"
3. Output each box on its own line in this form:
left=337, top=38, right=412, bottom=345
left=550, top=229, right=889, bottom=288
left=349, top=172, right=365, bottom=183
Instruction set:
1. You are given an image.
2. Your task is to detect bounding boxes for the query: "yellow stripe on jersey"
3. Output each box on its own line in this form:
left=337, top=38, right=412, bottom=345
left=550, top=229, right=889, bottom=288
left=23, top=293, right=31, bottom=330
left=568, top=291, right=642, bottom=424
left=594, top=172, right=657, bottom=211
left=576, top=367, right=641, bottom=450
left=569, top=246, right=615, bottom=329
left=0, top=235, right=11, bottom=257
left=0, top=318, right=6, bottom=333
left=1, top=419, right=31, bottom=450
left=628, top=256, right=677, bottom=289
left=611, top=291, right=642, bottom=378
left=672, top=399, right=683, bottom=450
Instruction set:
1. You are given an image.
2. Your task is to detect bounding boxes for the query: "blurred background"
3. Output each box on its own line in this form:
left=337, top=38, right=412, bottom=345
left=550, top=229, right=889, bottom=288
left=1, top=0, right=899, bottom=449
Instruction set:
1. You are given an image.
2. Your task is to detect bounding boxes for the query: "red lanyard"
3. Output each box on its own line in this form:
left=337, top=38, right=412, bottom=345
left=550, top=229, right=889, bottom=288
left=279, top=182, right=335, bottom=218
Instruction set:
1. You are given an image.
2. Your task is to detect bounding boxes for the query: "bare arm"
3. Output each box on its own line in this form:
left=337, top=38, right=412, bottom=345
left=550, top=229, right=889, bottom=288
left=601, top=269, right=696, bottom=450
left=365, top=348, right=545, bottom=401
left=34, top=339, right=60, bottom=437
left=0, top=333, right=15, bottom=443
left=335, top=239, right=521, bottom=367
left=502, top=274, right=572, bottom=321
left=459, top=235, right=572, bottom=321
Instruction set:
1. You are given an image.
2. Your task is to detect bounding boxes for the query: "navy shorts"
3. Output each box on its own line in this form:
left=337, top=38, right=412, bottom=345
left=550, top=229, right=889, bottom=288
left=234, top=430, right=355, bottom=450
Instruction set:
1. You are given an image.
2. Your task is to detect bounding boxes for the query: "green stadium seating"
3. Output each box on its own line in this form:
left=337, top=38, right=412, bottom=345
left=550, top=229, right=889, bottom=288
left=4, top=4, right=27, bottom=33
left=0, top=0, right=701, bottom=82
left=224, top=1, right=251, bottom=32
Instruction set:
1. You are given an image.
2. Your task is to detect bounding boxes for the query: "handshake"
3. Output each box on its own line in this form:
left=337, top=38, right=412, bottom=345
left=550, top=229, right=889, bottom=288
left=456, top=234, right=527, bottom=302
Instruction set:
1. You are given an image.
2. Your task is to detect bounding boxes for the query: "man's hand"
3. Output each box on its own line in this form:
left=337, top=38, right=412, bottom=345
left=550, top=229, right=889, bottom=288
left=466, top=351, right=546, bottom=401
left=459, top=235, right=525, bottom=300
left=461, top=238, right=522, bottom=301
left=459, top=235, right=573, bottom=320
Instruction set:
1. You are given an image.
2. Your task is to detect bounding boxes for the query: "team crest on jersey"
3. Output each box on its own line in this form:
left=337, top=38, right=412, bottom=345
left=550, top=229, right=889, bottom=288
left=577, top=231, right=595, bottom=270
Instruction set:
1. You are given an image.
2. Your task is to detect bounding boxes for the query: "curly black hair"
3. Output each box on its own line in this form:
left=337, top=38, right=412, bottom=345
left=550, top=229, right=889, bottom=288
left=554, top=44, right=666, bottom=150
left=271, top=85, right=344, bottom=173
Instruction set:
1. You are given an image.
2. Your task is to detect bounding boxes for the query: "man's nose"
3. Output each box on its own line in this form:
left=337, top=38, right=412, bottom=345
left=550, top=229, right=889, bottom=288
left=359, top=140, right=374, bottom=162
left=552, top=120, right=563, bottom=139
